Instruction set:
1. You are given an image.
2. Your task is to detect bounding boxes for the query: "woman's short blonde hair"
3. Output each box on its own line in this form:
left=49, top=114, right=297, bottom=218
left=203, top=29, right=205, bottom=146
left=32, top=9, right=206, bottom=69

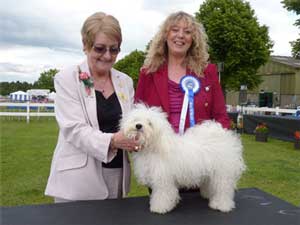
left=81, top=12, right=122, bottom=51
left=143, top=11, right=209, bottom=76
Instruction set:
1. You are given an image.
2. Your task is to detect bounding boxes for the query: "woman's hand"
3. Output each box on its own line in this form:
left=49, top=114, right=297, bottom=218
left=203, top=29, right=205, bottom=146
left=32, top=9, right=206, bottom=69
left=110, top=131, right=141, bottom=152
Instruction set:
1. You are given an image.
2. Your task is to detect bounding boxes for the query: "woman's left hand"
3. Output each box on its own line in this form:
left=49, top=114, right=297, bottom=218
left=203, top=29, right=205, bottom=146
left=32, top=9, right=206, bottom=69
left=110, top=131, right=142, bottom=152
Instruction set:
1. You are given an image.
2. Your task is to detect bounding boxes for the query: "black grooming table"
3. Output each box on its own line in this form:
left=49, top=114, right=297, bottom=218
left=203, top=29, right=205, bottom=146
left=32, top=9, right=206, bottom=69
left=1, top=188, right=299, bottom=225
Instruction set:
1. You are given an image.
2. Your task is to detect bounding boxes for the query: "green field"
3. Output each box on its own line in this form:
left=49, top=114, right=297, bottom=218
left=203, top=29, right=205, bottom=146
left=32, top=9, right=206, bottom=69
left=1, top=118, right=299, bottom=206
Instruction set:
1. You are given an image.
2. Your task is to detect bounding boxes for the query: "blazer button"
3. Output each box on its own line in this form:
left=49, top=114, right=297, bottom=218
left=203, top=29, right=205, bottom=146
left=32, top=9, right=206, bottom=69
left=204, top=102, right=208, bottom=107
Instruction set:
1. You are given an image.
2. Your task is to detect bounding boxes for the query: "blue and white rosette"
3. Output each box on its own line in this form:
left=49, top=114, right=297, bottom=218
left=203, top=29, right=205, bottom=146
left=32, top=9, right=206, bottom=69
left=179, top=75, right=200, bottom=135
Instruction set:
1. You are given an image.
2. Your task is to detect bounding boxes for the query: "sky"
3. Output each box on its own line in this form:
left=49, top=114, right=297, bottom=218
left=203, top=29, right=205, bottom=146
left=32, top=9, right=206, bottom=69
left=0, top=0, right=298, bottom=83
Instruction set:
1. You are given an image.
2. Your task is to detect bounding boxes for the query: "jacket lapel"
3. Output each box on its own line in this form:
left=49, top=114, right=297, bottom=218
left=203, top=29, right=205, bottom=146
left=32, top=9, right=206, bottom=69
left=111, top=69, right=129, bottom=114
left=78, top=61, right=99, bottom=129
left=153, top=63, right=170, bottom=114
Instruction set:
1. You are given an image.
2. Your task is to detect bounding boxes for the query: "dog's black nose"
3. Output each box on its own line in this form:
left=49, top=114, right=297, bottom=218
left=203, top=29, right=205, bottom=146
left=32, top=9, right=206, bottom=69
left=136, top=124, right=142, bottom=130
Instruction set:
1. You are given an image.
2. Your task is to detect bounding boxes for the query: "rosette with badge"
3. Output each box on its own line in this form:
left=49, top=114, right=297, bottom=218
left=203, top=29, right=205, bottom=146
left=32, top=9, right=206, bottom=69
left=179, top=75, right=200, bottom=135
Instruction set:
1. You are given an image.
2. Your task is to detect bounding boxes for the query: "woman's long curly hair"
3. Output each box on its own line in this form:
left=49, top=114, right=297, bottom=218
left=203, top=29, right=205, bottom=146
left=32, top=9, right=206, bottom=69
left=143, top=11, right=209, bottom=77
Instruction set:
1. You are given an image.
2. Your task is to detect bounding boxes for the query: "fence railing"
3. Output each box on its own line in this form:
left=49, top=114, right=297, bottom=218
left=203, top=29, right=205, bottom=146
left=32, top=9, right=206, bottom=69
left=0, top=102, right=55, bottom=123
left=230, top=105, right=297, bottom=115
left=0, top=102, right=298, bottom=123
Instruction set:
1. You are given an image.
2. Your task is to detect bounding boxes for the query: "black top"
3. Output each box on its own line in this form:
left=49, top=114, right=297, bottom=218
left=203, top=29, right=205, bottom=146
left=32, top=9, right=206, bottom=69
left=2, top=188, right=299, bottom=225
left=96, top=90, right=123, bottom=168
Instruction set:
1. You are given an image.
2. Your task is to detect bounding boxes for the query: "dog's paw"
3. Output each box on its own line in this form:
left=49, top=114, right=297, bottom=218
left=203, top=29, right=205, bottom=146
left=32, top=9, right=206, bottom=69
left=149, top=192, right=179, bottom=214
left=150, top=202, right=174, bottom=214
left=200, top=188, right=210, bottom=199
left=209, top=199, right=235, bottom=213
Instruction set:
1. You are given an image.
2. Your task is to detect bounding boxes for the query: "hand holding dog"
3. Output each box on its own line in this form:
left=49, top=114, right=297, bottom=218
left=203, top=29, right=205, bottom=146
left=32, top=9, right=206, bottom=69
left=111, top=131, right=141, bottom=152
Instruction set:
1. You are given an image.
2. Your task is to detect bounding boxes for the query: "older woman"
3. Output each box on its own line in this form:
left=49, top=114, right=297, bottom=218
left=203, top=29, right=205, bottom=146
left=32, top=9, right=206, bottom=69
left=135, top=11, right=230, bottom=132
left=45, top=12, right=140, bottom=202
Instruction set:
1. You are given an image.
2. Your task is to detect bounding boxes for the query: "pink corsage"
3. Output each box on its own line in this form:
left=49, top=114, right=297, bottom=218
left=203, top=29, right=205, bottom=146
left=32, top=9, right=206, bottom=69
left=78, top=66, right=93, bottom=95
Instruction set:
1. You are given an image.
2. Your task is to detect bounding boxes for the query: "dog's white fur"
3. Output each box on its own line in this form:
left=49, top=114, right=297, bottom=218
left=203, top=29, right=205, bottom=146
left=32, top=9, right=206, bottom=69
left=121, top=104, right=246, bottom=214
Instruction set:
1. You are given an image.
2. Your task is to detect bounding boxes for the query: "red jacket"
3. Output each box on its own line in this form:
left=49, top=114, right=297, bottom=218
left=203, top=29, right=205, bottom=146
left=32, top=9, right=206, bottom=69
left=135, top=63, right=230, bottom=129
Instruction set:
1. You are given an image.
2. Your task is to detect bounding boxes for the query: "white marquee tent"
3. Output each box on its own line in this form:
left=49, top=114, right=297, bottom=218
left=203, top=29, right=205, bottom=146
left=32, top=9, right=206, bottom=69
left=9, top=91, right=29, bottom=101
left=27, top=89, right=50, bottom=97
left=48, top=92, right=56, bottom=101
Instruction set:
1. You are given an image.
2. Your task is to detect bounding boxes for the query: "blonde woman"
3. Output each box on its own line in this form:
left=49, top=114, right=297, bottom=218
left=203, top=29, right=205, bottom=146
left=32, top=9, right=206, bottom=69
left=45, top=12, right=141, bottom=202
left=135, top=11, right=230, bottom=133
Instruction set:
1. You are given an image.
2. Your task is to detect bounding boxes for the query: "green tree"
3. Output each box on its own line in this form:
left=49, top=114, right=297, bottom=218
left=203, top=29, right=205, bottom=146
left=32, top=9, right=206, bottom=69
left=0, top=81, right=34, bottom=96
left=290, top=37, right=300, bottom=58
left=0, top=82, right=10, bottom=95
left=282, top=0, right=300, bottom=25
left=114, top=50, right=145, bottom=87
left=195, top=0, right=273, bottom=91
left=34, top=69, right=59, bottom=92
left=282, top=0, right=300, bottom=58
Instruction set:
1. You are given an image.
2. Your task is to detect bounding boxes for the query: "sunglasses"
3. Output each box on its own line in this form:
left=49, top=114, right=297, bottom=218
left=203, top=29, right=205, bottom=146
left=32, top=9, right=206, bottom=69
left=92, top=45, right=120, bottom=56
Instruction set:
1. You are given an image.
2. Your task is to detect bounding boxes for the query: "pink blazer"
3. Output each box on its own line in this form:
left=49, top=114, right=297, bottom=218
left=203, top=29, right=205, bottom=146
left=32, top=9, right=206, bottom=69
left=135, top=63, right=230, bottom=129
left=45, top=60, right=134, bottom=200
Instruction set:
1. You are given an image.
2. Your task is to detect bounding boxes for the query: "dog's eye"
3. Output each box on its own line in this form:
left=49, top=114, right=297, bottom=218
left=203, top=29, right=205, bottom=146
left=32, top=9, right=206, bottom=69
left=148, top=121, right=152, bottom=127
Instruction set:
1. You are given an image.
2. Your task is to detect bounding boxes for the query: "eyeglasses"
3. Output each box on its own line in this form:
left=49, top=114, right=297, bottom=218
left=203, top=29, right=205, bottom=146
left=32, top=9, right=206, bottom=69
left=92, top=45, right=120, bottom=56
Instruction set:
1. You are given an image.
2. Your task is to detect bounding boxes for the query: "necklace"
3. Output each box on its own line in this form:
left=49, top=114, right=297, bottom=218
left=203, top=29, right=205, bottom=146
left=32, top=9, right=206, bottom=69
left=94, top=74, right=110, bottom=94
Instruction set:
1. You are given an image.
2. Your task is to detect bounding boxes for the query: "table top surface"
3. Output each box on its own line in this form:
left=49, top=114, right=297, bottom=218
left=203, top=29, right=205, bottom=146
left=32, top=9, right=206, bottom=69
left=2, top=188, right=299, bottom=225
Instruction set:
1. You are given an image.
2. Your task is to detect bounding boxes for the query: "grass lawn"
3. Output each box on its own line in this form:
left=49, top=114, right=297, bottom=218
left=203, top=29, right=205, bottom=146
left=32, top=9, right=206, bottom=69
left=1, top=118, right=299, bottom=206
left=238, top=134, right=300, bottom=205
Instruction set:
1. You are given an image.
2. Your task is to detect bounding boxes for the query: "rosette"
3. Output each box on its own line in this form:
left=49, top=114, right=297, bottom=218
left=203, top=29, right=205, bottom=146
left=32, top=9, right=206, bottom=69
left=179, top=75, right=200, bottom=135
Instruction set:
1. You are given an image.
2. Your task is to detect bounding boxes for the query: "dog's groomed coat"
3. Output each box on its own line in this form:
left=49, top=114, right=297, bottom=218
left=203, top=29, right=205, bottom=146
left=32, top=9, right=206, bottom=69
left=121, top=104, right=246, bottom=214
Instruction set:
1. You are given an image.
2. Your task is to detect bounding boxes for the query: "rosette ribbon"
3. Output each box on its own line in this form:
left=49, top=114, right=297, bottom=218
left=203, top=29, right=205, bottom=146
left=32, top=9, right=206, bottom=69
left=179, top=75, right=200, bottom=135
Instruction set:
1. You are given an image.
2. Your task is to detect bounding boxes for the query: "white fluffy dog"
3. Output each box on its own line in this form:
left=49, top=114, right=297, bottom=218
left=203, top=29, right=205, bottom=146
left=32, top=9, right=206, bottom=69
left=121, top=104, right=245, bottom=214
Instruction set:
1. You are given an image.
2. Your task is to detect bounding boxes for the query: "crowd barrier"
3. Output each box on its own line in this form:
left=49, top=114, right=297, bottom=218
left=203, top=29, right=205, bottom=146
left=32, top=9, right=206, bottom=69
left=0, top=103, right=299, bottom=131
left=0, top=102, right=55, bottom=123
